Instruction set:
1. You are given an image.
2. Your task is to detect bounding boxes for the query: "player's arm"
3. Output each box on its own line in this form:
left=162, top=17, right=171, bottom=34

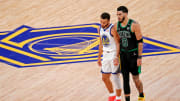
left=111, top=24, right=120, bottom=66
left=97, top=27, right=103, bottom=66
left=132, top=21, right=143, bottom=66
left=111, top=24, right=120, bottom=58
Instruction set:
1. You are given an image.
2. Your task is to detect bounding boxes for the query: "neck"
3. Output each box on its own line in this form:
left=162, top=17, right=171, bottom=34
left=121, top=17, right=129, bottom=26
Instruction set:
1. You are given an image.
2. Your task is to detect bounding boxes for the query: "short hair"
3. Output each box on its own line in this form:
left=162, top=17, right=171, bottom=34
left=101, top=12, right=110, bottom=20
left=117, top=6, right=128, bottom=13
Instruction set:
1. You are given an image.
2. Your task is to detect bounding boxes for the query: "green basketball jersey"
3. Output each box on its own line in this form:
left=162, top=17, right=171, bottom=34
left=117, top=19, right=138, bottom=52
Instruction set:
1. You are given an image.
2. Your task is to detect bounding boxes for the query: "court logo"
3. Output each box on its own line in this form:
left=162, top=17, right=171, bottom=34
left=0, top=23, right=179, bottom=68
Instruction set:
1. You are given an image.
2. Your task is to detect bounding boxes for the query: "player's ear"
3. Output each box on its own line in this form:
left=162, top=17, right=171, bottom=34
left=124, top=13, right=128, bottom=17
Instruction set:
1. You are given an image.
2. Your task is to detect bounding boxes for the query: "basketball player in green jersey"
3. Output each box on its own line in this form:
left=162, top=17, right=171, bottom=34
left=113, top=6, right=145, bottom=101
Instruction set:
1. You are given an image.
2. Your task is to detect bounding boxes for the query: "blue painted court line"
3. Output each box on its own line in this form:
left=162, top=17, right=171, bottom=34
left=0, top=23, right=179, bottom=68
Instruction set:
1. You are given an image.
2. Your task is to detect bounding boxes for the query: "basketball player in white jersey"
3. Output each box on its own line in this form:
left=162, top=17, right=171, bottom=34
left=97, top=12, right=122, bottom=101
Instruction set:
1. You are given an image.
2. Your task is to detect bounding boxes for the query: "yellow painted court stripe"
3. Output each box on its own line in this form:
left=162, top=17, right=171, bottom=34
left=0, top=44, right=50, bottom=61
left=1, top=49, right=179, bottom=67
left=142, top=50, right=180, bottom=56
left=31, top=25, right=99, bottom=32
left=0, top=32, right=8, bottom=35
left=144, top=39, right=179, bottom=51
left=24, top=57, right=98, bottom=66
left=1, top=28, right=30, bottom=48
left=1, top=28, right=28, bottom=41
left=0, top=56, right=25, bottom=66
left=1, top=48, right=179, bottom=66
left=2, top=48, right=180, bottom=66
left=0, top=56, right=97, bottom=66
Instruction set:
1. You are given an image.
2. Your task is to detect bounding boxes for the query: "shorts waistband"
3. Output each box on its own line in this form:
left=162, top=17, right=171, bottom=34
left=121, top=48, right=138, bottom=53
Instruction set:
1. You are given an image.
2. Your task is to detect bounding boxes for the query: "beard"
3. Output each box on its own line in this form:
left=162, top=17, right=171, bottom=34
left=102, top=23, right=109, bottom=29
left=119, top=16, right=125, bottom=23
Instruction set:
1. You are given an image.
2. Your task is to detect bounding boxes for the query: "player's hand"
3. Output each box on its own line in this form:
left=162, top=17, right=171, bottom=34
left=113, top=57, right=119, bottom=66
left=137, top=58, right=142, bottom=66
left=97, top=58, right=102, bottom=67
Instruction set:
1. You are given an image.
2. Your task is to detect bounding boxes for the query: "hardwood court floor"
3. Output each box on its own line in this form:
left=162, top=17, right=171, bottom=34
left=0, top=0, right=180, bottom=101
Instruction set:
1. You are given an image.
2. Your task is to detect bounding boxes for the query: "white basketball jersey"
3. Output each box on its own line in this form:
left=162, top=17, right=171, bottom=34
left=100, top=24, right=116, bottom=51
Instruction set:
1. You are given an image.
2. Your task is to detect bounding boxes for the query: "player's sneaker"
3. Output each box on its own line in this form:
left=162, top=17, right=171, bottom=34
left=108, top=96, right=116, bottom=101
left=138, top=94, right=145, bottom=101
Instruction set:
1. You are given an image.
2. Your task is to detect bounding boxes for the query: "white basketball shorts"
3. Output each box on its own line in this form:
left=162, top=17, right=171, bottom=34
left=101, top=51, right=120, bottom=74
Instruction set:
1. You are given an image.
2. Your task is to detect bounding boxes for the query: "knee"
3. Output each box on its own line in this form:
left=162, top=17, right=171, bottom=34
left=112, top=74, right=121, bottom=89
left=122, top=73, right=129, bottom=83
left=123, top=76, right=129, bottom=84
left=112, top=74, right=120, bottom=82
left=133, top=77, right=140, bottom=84
left=124, top=85, right=130, bottom=94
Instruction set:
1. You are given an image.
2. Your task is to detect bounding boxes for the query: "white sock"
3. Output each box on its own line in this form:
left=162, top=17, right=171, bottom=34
left=109, top=92, right=116, bottom=96
left=116, top=96, right=121, bottom=99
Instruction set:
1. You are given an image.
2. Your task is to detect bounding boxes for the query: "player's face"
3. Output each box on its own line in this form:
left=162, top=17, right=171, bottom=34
left=100, top=19, right=110, bottom=28
left=117, top=11, right=125, bottom=23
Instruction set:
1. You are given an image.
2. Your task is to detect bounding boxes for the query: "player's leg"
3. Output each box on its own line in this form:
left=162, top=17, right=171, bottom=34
left=130, top=51, right=145, bottom=101
left=120, top=52, right=131, bottom=101
left=132, top=74, right=144, bottom=96
left=112, top=74, right=122, bottom=101
left=102, top=73, right=114, bottom=93
left=102, top=73, right=116, bottom=101
left=132, top=71, right=145, bottom=101
left=111, top=56, right=122, bottom=101
left=122, top=70, right=130, bottom=101
left=101, top=54, right=116, bottom=101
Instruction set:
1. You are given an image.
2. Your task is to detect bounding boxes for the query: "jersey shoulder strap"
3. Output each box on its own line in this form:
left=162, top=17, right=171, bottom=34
left=117, top=19, right=134, bottom=31
left=108, top=24, right=114, bottom=37
left=109, top=24, right=113, bottom=30
left=127, top=19, right=134, bottom=33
